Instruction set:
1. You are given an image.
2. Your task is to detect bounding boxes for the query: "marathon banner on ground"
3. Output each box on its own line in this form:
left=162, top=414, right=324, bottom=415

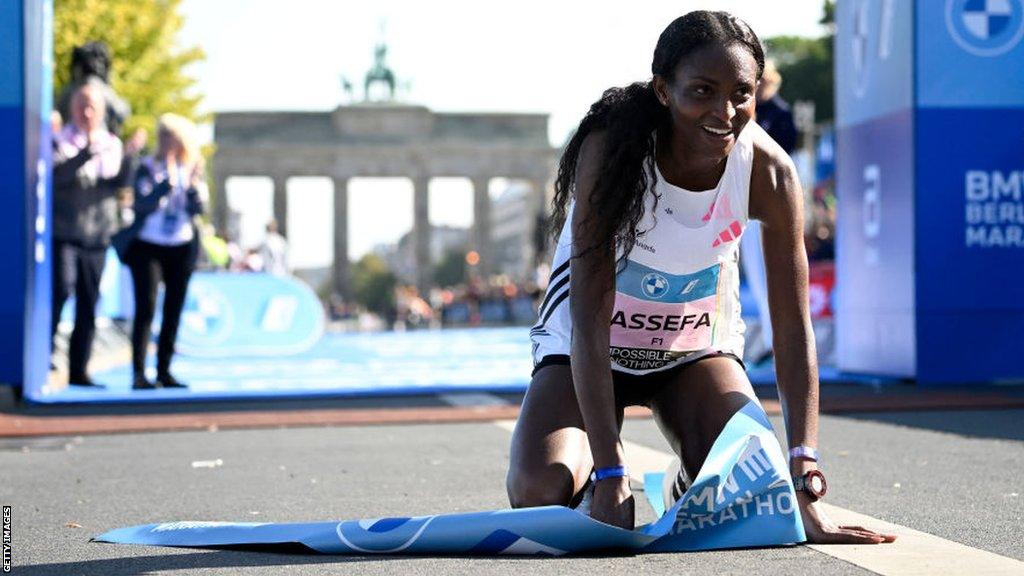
left=94, top=400, right=805, bottom=555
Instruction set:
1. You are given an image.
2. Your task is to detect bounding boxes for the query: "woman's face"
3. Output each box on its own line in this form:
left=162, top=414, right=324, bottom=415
left=158, top=128, right=183, bottom=160
left=654, top=42, right=759, bottom=161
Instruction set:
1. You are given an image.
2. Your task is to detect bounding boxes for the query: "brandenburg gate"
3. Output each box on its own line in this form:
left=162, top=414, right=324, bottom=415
left=212, top=103, right=559, bottom=294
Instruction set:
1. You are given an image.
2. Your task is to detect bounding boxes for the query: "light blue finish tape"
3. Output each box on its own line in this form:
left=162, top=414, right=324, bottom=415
left=94, top=400, right=805, bottom=555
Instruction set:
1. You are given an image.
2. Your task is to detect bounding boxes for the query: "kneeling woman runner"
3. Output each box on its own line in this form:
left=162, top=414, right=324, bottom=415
left=507, top=10, right=895, bottom=544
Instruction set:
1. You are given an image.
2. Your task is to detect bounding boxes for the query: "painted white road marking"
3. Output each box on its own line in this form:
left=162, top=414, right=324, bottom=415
left=808, top=504, right=1024, bottom=576
left=492, top=419, right=1024, bottom=575
left=494, top=420, right=516, bottom=433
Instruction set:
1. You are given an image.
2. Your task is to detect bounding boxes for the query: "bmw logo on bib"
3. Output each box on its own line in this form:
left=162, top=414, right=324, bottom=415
left=641, top=272, right=670, bottom=299
left=946, top=0, right=1024, bottom=56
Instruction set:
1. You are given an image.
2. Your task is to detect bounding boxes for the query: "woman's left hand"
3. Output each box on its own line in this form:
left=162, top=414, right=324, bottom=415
left=799, top=492, right=897, bottom=544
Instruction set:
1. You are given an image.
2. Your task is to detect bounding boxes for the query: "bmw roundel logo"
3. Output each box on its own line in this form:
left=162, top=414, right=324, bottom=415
left=179, top=279, right=233, bottom=345
left=947, top=0, right=1024, bottom=56
left=335, top=516, right=436, bottom=553
left=641, top=272, right=670, bottom=299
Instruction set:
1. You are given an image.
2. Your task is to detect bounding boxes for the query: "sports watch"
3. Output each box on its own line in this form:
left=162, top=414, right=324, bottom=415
left=792, top=469, right=827, bottom=500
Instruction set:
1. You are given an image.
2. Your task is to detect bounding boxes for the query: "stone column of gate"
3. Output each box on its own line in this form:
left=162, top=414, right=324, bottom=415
left=332, top=176, right=351, bottom=298
left=212, top=173, right=229, bottom=234
left=528, top=177, right=551, bottom=268
left=412, top=176, right=431, bottom=293
left=471, top=176, right=493, bottom=278
left=271, top=174, right=289, bottom=238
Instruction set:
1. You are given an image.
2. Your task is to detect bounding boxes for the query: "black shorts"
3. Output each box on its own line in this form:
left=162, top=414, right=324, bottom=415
left=531, top=352, right=745, bottom=409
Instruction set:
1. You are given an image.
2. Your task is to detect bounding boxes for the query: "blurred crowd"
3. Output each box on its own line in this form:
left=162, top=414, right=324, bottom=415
left=328, top=274, right=545, bottom=331
left=806, top=180, right=837, bottom=263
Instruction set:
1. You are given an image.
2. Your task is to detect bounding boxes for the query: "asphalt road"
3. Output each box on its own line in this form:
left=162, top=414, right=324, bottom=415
left=2, top=408, right=1022, bottom=575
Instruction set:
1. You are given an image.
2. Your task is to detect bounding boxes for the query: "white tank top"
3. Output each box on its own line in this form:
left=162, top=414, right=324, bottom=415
left=530, top=121, right=759, bottom=375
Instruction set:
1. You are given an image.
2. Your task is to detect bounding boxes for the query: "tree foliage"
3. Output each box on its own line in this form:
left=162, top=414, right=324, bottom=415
left=433, top=248, right=468, bottom=288
left=53, top=0, right=205, bottom=136
left=352, top=254, right=398, bottom=318
left=763, top=1, right=835, bottom=123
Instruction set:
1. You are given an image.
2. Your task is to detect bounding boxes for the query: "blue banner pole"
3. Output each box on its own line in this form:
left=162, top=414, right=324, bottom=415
left=0, top=0, right=53, bottom=395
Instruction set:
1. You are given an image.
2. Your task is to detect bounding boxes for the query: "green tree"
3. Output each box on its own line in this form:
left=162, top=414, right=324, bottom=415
left=351, top=254, right=397, bottom=318
left=53, top=0, right=205, bottom=136
left=764, top=1, right=835, bottom=123
left=433, top=248, right=467, bottom=288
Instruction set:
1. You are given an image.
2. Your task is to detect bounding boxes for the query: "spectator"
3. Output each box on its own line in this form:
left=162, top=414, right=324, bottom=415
left=116, top=113, right=206, bottom=390
left=51, top=80, right=139, bottom=387
left=260, top=219, right=289, bottom=276
left=56, top=41, right=131, bottom=135
left=754, top=59, right=798, bottom=154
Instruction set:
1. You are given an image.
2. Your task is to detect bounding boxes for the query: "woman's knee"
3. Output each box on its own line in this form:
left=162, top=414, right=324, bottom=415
left=506, top=466, right=575, bottom=509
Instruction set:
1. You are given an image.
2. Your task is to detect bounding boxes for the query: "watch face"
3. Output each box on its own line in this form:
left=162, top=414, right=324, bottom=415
left=810, top=475, right=824, bottom=493
left=807, top=470, right=827, bottom=499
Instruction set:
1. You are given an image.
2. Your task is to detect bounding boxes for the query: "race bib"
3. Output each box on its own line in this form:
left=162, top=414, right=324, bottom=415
left=609, top=260, right=721, bottom=371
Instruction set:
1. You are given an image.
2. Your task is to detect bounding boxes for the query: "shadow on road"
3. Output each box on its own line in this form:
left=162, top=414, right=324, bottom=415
left=838, top=409, right=1024, bottom=442
left=15, top=544, right=618, bottom=575
left=16, top=548, right=377, bottom=575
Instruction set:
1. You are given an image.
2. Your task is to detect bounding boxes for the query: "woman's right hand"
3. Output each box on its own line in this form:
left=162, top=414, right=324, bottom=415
left=589, top=477, right=635, bottom=530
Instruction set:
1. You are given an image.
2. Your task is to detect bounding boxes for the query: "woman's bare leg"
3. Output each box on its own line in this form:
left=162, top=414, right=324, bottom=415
left=649, top=356, right=759, bottom=483
left=507, top=364, right=623, bottom=508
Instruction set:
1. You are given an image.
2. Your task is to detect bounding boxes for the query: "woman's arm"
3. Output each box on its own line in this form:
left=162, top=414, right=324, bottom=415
left=51, top=143, right=93, bottom=188
left=105, top=143, right=140, bottom=191
left=749, top=135, right=894, bottom=544
left=570, top=132, right=623, bottom=472
left=568, top=132, right=633, bottom=529
left=748, top=144, right=818, bottom=475
left=132, top=162, right=172, bottom=218
left=186, top=161, right=208, bottom=217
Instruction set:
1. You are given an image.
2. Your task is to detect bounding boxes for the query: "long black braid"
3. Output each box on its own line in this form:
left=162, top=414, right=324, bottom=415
left=551, top=11, right=765, bottom=268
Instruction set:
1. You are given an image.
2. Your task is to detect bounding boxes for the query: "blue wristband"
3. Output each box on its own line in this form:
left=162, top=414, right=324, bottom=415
left=590, top=465, right=629, bottom=482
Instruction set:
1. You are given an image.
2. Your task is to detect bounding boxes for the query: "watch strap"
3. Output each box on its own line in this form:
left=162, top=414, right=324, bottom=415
left=792, top=469, right=827, bottom=499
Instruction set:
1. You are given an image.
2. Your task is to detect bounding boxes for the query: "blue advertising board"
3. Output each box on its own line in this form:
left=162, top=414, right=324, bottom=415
left=836, top=0, right=1024, bottom=383
left=0, top=0, right=52, bottom=392
left=835, top=0, right=916, bottom=377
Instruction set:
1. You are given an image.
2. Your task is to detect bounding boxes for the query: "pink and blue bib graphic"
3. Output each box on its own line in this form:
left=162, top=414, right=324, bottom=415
left=610, top=260, right=721, bottom=371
